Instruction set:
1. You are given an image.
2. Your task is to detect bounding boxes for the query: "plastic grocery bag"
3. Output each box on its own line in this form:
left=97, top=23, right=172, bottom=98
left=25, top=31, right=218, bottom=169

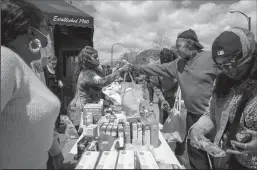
left=102, top=87, right=122, bottom=105
left=162, top=87, right=187, bottom=143
left=121, top=72, right=144, bottom=118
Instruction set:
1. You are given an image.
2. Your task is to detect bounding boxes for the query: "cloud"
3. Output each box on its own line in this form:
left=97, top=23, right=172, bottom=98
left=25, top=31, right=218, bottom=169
left=181, top=0, right=192, bottom=7
left=72, top=0, right=257, bottom=62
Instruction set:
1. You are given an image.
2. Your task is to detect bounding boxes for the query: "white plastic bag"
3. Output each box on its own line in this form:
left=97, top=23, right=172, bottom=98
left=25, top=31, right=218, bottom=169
left=121, top=72, right=144, bottom=118
left=102, top=87, right=122, bottom=105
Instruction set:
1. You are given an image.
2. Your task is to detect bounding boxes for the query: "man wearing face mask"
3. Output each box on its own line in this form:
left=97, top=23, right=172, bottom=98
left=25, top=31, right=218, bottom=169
left=131, top=29, right=219, bottom=169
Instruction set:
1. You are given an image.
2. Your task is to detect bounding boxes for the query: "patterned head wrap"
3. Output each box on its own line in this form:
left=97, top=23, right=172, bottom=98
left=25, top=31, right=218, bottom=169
left=78, top=46, right=99, bottom=69
left=212, top=27, right=257, bottom=79
left=228, top=27, right=256, bottom=68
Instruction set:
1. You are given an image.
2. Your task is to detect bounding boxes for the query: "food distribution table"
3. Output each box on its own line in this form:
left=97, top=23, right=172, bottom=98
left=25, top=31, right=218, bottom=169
left=62, top=126, right=184, bottom=169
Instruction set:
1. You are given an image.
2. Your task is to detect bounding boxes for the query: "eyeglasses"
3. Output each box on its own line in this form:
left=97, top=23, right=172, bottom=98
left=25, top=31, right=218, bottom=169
left=213, top=57, right=238, bottom=71
left=213, top=63, right=232, bottom=71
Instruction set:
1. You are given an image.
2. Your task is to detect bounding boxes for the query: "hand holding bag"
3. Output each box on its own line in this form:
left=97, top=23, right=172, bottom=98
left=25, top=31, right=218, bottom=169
left=162, top=86, right=187, bottom=143
left=121, top=72, right=144, bottom=118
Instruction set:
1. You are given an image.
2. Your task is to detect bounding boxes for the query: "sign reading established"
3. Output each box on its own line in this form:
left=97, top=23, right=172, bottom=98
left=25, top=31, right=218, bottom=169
left=53, top=15, right=90, bottom=24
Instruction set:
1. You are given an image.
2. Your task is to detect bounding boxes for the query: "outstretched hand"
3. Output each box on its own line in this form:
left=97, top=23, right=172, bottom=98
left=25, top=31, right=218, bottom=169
left=189, top=128, right=209, bottom=150
left=118, top=63, right=132, bottom=73
left=226, top=129, right=257, bottom=155
left=161, top=99, right=171, bottom=111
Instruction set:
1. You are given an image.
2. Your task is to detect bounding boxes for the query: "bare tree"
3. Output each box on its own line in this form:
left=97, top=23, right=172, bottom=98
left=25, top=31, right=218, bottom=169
left=151, top=32, right=171, bottom=50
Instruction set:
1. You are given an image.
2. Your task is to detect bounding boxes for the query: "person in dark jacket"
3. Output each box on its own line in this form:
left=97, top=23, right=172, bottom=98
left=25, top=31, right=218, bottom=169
left=132, top=29, right=219, bottom=169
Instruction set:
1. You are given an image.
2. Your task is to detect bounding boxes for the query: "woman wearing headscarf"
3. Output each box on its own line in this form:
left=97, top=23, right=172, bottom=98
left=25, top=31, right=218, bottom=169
left=189, top=27, right=257, bottom=169
left=67, top=46, right=130, bottom=129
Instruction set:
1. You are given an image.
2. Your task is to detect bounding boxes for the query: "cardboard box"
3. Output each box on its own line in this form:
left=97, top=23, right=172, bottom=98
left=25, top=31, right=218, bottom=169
left=83, top=111, right=88, bottom=126
left=105, top=123, right=113, bottom=136
left=116, top=151, right=135, bottom=169
left=124, top=121, right=131, bottom=144
left=136, top=151, right=159, bottom=169
left=137, top=122, right=143, bottom=146
left=158, top=163, right=181, bottom=169
left=118, top=124, right=124, bottom=137
left=150, top=121, right=159, bottom=148
left=132, top=122, right=138, bottom=144
left=93, top=114, right=102, bottom=124
left=98, top=134, right=115, bottom=152
left=140, top=118, right=151, bottom=146
left=127, top=117, right=139, bottom=123
left=83, top=112, right=93, bottom=126
left=83, top=124, right=98, bottom=137
left=76, top=151, right=100, bottom=169
left=109, top=115, right=117, bottom=123
left=96, top=151, right=118, bottom=169
left=84, top=104, right=103, bottom=116
left=100, top=123, right=109, bottom=135
left=111, top=124, right=118, bottom=137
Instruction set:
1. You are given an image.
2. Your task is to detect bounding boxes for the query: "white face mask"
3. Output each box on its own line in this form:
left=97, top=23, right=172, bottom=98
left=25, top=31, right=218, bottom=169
left=33, top=27, right=52, bottom=48
left=40, top=34, right=53, bottom=67
left=46, top=34, right=52, bottom=45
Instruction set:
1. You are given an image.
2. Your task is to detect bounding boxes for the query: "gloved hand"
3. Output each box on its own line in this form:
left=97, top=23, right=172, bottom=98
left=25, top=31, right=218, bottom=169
left=189, top=127, right=209, bottom=150
left=161, top=99, right=171, bottom=111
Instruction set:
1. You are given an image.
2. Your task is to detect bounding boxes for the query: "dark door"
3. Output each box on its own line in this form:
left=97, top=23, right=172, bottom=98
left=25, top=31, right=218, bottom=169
left=59, top=49, right=82, bottom=114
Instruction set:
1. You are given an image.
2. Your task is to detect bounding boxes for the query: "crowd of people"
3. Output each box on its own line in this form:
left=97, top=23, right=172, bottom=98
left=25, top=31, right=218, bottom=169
left=1, top=0, right=256, bottom=169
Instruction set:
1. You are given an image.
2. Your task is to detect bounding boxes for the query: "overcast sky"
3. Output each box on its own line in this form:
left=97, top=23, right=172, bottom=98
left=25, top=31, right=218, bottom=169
left=71, top=0, right=257, bottom=63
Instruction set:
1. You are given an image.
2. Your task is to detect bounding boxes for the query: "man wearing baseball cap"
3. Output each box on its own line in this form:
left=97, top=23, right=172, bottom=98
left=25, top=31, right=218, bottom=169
left=132, top=29, right=219, bottom=169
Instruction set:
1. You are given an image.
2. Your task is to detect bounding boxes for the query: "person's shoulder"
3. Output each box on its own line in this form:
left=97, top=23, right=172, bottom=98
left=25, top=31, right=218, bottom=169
left=1, top=46, right=19, bottom=61
left=1, top=46, right=21, bottom=70
left=79, top=69, right=96, bottom=79
left=81, top=69, right=96, bottom=75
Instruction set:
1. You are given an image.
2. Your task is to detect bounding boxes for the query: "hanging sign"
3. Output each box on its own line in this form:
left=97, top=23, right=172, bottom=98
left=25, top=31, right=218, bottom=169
left=48, top=14, right=93, bottom=28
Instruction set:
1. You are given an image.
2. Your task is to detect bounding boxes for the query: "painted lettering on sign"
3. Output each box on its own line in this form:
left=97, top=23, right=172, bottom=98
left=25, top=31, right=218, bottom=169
left=53, top=16, right=90, bottom=24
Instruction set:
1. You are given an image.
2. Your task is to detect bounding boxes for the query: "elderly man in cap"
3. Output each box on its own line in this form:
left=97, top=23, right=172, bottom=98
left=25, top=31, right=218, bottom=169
left=131, top=29, right=219, bottom=169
